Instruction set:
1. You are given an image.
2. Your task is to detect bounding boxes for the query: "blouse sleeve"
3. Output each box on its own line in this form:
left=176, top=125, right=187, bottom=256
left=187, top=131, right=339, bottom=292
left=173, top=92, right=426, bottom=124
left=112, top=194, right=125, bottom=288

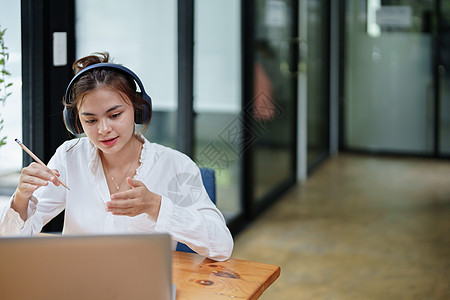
left=152, top=158, right=233, bottom=261
left=0, top=145, right=68, bottom=236
left=0, top=196, right=25, bottom=236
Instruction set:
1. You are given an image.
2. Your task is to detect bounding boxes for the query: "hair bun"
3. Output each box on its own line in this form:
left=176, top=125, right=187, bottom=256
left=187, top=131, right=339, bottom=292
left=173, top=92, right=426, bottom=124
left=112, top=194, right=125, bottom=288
left=72, top=52, right=110, bottom=74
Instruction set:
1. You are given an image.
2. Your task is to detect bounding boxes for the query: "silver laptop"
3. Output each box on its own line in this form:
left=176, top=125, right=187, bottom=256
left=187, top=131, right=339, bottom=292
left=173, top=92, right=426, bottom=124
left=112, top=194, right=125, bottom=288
left=0, top=234, right=173, bottom=300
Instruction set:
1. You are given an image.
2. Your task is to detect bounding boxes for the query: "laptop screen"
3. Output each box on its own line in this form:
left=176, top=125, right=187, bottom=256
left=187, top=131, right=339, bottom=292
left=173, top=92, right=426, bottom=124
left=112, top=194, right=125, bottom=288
left=0, top=234, right=172, bottom=300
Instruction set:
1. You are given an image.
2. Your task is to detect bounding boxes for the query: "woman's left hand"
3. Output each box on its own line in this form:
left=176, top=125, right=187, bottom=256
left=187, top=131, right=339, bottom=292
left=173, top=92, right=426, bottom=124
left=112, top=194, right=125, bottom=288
left=106, top=178, right=162, bottom=220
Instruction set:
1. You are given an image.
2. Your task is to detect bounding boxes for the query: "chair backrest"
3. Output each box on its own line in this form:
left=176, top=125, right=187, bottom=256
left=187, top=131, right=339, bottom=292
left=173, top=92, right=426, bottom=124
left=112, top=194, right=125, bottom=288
left=176, top=167, right=216, bottom=254
left=199, top=167, right=216, bottom=204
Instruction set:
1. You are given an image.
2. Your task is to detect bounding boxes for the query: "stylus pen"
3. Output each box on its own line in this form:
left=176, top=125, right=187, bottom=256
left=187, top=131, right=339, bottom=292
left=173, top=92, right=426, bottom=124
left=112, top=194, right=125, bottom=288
left=15, top=138, right=70, bottom=190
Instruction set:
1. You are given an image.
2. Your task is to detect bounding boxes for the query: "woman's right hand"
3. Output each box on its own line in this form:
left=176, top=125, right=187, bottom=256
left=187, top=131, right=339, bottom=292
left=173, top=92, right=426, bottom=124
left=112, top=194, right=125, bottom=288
left=12, top=162, right=60, bottom=220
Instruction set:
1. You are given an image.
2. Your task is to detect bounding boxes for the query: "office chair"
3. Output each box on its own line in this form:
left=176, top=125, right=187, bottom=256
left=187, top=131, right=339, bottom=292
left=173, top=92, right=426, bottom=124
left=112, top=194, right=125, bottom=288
left=176, top=167, right=216, bottom=254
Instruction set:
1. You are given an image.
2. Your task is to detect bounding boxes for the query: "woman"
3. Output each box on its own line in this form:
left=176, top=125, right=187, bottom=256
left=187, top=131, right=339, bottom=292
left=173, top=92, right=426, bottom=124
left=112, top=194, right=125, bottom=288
left=0, top=52, right=233, bottom=261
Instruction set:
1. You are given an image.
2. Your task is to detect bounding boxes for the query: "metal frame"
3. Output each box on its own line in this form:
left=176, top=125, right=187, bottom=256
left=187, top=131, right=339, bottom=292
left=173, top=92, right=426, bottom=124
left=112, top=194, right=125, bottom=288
left=434, top=0, right=441, bottom=156
left=306, top=0, right=332, bottom=174
left=177, top=0, right=195, bottom=157
left=241, top=0, right=255, bottom=223
left=21, top=0, right=46, bottom=166
left=329, top=0, right=341, bottom=156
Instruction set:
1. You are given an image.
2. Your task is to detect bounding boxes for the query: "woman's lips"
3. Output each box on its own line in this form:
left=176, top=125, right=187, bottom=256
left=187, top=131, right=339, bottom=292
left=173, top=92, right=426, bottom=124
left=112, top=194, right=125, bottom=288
left=100, top=137, right=118, bottom=147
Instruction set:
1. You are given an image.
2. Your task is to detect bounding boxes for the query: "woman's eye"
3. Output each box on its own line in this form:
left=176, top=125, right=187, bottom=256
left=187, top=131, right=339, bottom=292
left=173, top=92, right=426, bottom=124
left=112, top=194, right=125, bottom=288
left=84, top=119, right=96, bottom=124
left=111, top=113, right=122, bottom=119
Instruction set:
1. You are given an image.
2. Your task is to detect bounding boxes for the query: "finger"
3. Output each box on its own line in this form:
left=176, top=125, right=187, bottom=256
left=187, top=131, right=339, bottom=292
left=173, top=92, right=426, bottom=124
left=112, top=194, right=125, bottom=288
left=126, top=177, right=144, bottom=189
left=49, top=173, right=61, bottom=186
left=28, top=162, right=52, bottom=173
left=106, top=199, right=135, bottom=209
left=109, top=208, right=138, bottom=217
left=17, top=181, right=47, bottom=197
left=20, top=169, right=60, bottom=190
left=18, top=182, right=42, bottom=193
left=110, top=188, right=138, bottom=200
left=20, top=175, right=50, bottom=188
left=111, top=211, right=137, bottom=217
left=106, top=205, right=136, bottom=216
left=40, top=168, right=60, bottom=186
left=24, top=164, right=56, bottom=182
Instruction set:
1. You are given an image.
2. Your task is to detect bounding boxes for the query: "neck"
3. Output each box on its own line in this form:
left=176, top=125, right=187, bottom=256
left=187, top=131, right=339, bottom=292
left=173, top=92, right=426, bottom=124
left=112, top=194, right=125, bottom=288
left=100, top=134, right=142, bottom=170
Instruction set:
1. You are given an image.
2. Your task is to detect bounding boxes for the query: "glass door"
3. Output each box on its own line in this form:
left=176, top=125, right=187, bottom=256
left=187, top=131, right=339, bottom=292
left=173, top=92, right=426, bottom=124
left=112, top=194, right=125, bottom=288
left=344, top=0, right=436, bottom=154
left=251, top=0, right=297, bottom=202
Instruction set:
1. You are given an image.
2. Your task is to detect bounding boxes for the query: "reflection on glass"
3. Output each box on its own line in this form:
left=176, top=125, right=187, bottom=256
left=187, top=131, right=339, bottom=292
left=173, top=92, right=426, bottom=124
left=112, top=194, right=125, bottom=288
left=253, top=0, right=295, bottom=200
left=193, top=0, right=242, bottom=221
left=75, top=0, right=177, bottom=148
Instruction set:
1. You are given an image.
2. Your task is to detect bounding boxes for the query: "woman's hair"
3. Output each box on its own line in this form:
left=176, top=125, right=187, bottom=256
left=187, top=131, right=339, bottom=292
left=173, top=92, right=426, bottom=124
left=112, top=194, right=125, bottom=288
left=63, top=52, right=151, bottom=133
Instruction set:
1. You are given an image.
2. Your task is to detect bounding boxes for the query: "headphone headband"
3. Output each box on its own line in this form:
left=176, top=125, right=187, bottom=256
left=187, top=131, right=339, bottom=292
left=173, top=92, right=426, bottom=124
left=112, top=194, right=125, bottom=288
left=63, top=63, right=152, bottom=135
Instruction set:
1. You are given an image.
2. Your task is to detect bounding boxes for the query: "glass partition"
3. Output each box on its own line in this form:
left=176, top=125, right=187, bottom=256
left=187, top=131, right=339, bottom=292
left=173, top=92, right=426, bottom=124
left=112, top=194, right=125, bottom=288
left=344, top=0, right=435, bottom=154
left=75, top=0, right=178, bottom=148
left=193, top=0, right=242, bottom=221
left=252, top=0, right=296, bottom=200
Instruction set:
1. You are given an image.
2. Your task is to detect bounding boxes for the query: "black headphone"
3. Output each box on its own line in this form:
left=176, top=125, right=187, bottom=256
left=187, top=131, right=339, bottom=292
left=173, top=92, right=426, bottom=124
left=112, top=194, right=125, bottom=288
left=63, top=63, right=152, bottom=135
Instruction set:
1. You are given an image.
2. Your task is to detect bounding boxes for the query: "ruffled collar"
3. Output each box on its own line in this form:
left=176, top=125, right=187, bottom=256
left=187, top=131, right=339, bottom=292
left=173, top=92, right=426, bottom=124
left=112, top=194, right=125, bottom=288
left=87, top=134, right=149, bottom=180
left=135, top=134, right=148, bottom=179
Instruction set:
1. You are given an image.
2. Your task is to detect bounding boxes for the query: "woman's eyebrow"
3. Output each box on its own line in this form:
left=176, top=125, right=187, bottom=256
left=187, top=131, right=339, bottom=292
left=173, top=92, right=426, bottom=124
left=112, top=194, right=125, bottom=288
left=81, top=105, right=123, bottom=116
left=105, top=105, right=123, bottom=113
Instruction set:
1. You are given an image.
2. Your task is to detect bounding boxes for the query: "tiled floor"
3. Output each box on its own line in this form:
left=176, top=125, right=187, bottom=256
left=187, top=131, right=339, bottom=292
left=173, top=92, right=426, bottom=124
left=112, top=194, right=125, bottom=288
left=231, top=154, right=450, bottom=300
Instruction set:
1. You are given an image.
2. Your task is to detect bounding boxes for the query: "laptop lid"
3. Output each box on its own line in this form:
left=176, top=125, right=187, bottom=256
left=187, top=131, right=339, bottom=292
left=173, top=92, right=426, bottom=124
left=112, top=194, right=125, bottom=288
left=0, top=234, right=172, bottom=300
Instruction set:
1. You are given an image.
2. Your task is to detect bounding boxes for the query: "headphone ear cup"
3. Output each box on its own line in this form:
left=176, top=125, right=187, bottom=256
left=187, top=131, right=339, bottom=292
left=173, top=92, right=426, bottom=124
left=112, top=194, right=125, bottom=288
left=134, top=94, right=152, bottom=124
left=134, top=107, right=143, bottom=124
left=63, top=107, right=83, bottom=135
left=134, top=105, right=151, bottom=124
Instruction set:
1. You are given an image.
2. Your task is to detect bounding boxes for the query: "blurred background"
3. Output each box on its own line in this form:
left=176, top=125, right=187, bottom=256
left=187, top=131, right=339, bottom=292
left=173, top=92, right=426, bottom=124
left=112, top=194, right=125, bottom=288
left=0, top=0, right=449, bottom=299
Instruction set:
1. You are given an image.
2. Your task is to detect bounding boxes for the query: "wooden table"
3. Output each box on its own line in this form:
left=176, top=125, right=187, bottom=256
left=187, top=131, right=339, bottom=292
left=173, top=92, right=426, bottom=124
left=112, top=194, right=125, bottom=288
left=173, top=251, right=280, bottom=299
left=36, top=234, right=280, bottom=298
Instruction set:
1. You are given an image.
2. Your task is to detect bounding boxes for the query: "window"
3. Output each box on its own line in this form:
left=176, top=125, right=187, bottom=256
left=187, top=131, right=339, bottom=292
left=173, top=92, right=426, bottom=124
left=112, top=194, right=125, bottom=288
left=0, top=0, right=22, bottom=200
left=75, top=0, right=178, bottom=147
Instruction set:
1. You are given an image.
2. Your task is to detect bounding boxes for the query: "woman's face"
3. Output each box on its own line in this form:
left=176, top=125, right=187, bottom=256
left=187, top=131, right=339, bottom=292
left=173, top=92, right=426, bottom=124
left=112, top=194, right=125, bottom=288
left=78, top=87, right=136, bottom=155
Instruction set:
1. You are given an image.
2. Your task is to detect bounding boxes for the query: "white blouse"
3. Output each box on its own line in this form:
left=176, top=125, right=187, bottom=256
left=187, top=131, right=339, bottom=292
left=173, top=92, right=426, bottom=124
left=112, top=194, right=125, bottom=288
left=0, top=137, right=233, bottom=261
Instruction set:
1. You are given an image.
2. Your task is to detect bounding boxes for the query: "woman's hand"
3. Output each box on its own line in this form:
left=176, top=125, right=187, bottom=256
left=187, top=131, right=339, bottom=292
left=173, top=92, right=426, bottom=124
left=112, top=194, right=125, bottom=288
left=12, top=162, right=61, bottom=220
left=106, top=178, right=162, bottom=220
